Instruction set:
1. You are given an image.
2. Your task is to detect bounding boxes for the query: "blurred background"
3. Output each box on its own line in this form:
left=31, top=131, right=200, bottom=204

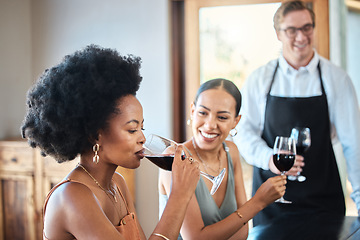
left=0, top=0, right=359, bottom=239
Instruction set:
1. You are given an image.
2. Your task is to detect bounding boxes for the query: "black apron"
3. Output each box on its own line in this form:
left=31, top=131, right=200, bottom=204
left=252, top=61, right=345, bottom=226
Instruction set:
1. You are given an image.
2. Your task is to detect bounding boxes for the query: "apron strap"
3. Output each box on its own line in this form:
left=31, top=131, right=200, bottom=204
left=267, top=61, right=279, bottom=96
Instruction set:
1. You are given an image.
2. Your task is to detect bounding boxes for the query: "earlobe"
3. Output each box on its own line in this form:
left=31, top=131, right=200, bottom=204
left=233, top=114, right=241, bottom=127
left=190, top=102, right=195, bottom=117
left=95, top=133, right=103, bottom=145
left=88, top=133, right=101, bottom=146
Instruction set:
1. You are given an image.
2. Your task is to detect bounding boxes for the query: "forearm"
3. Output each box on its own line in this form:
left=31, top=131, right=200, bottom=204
left=188, top=198, right=264, bottom=240
left=228, top=223, right=249, bottom=240
left=151, top=191, right=190, bottom=240
left=236, top=132, right=272, bottom=170
left=235, top=121, right=272, bottom=170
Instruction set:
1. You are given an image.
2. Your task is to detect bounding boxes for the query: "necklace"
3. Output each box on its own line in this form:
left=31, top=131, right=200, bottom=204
left=77, top=163, right=117, bottom=203
left=191, top=138, right=221, bottom=175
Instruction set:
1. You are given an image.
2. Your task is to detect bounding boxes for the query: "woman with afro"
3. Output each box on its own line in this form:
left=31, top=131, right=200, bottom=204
left=21, top=44, right=200, bottom=240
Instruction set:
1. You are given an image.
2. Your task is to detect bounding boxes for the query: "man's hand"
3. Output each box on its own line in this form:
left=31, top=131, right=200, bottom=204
left=269, top=154, right=305, bottom=176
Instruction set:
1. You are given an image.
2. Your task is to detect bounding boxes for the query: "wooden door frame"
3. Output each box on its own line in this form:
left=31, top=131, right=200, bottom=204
left=171, top=0, right=329, bottom=140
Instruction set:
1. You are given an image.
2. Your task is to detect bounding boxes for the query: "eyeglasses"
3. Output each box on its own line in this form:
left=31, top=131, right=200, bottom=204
left=280, top=23, right=315, bottom=38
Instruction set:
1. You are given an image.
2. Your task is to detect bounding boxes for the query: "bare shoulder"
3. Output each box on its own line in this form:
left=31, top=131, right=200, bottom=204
left=225, top=141, right=240, bottom=158
left=225, top=140, right=239, bottom=150
left=159, top=168, right=172, bottom=182
left=44, top=181, right=99, bottom=238
left=225, top=140, right=242, bottom=168
left=48, top=180, right=94, bottom=207
left=46, top=181, right=97, bottom=218
left=113, top=171, right=127, bottom=188
left=159, top=169, right=172, bottom=195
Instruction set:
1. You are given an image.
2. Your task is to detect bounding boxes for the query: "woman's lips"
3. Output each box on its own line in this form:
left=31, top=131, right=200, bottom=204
left=200, top=131, right=218, bottom=139
left=136, top=148, right=145, bottom=158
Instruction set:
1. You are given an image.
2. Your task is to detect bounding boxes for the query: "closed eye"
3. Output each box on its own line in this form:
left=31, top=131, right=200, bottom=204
left=218, top=116, right=229, bottom=120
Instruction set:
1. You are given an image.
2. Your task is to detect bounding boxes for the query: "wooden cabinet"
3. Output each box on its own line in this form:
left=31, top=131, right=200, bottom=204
left=0, top=139, right=135, bottom=240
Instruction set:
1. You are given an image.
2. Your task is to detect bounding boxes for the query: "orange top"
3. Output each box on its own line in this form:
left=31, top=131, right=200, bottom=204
left=43, top=179, right=141, bottom=240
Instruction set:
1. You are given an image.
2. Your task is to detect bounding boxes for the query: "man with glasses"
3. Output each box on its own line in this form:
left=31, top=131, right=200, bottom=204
left=235, top=0, right=360, bottom=226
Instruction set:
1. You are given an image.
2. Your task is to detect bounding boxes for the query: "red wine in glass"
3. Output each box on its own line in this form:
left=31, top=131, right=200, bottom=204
left=273, top=154, right=296, bottom=172
left=273, top=136, right=296, bottom=204
left=145, top=154, right=174, bottom=171
left=296, top=145, right=309, bottom=155
left=144, top=134, right=226, bottom=195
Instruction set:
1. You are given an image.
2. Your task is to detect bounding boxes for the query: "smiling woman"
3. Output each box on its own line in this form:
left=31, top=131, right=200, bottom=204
left=159, top=78, right=286, bottom=240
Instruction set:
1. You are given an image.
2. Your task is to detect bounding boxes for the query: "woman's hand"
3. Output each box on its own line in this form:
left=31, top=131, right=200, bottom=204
left=253, top=175, right=287, bottom=207
left=171, top=145, right=200, bottom=201
left=153, top=145, right=200, bottom=240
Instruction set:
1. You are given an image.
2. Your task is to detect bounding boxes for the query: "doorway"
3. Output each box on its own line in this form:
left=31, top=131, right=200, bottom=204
left=199, top=3, right=282, bottom=87
left=178, top=0, right=329, bottom=140
left=170, top=0, right=330, bottom=206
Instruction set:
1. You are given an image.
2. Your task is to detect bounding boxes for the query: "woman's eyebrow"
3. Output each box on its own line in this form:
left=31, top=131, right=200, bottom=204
left=126, top=119, right=144, bottom=125
left=199, top=105, right=210, bottom=111
left=199, top=105, right=231, bottom=114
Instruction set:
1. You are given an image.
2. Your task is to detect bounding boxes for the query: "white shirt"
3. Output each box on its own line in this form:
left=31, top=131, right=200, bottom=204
left=234, top=51, right=360, bottom=212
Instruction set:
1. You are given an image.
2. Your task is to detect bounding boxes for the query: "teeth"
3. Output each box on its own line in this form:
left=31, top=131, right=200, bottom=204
left=201, top=132, right=217, bottom=139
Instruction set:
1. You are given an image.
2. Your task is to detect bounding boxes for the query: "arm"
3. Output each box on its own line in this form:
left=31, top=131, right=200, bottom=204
left=234, top=68, right=274, bottom=170
left=329, top=71, right=360, bottom=214
left=228, top=141, right=250, bottom=240
left=152, top=145, right=200, bottom=239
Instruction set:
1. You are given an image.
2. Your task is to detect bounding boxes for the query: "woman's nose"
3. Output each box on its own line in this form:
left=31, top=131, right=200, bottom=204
left=204, top=116, right=217, bottom=129
left=139, top=131, right=146, bottom=145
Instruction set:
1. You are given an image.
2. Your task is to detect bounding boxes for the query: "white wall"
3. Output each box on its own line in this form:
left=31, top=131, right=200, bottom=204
left=0, top=0, right=32, bottom=138
left=347, top=10, right=360, bottom=105
left=329, top=0, right=360, bottom=105
left=1, top=0, right=171, bottom=237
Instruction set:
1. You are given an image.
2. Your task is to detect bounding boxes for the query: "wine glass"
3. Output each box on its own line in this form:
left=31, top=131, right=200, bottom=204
left=144, top=134, right=226, bottom=195
left=273, top=136, right=296, bottom=204
left=289, top=127, right=311, bottom=182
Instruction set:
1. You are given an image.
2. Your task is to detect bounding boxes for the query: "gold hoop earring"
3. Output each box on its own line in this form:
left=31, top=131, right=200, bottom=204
left=93, top=143, right=100, bottom=164
left=187, top=118, right=192, bottom=126
left=230, top=128, right=238, bottom=137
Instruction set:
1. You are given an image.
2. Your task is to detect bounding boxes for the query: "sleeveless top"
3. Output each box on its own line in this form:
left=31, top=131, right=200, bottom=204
left=195, top=142, right=237, bottom=226
left=43, top=178, right=141, bottom=240
left=159, top=142, right=237, bottom=239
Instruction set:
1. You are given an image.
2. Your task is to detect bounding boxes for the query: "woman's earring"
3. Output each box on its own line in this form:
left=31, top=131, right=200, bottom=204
left=93, top=143, right=100, bottom=164
left=187, top=118, right=192, bottom=126
left=230, top=128, right=238, bottom=137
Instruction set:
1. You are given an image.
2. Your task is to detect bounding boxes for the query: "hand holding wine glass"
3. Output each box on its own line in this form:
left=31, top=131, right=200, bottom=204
left=170, top=144, right=201, bottom=200
left=253, top=175, right=287, bottom=207
left=144, top=134, right=226, bottom=195
left=273, top=136, right=296, bottom=204
left=288, top=127, right=311, bottom=182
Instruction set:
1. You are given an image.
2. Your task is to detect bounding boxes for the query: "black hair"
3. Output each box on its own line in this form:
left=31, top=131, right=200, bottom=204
left=21, top=44, right=142, bottom=163
left=194, top=78, right=241, bottom=116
